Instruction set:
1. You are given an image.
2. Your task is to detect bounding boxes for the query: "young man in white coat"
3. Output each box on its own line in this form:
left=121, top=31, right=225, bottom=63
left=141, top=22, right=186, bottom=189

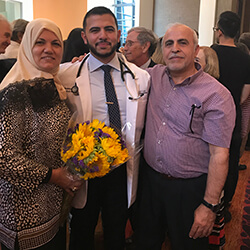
left=59, top=6, right=150, bottom=250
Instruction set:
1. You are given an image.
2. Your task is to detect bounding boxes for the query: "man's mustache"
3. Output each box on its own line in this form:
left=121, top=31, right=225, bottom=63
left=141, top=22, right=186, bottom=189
left=96, top=40, right=111, bottom=46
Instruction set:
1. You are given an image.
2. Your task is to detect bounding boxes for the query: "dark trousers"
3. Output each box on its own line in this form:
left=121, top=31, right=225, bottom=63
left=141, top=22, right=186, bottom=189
left=69, top=165, right=127, bottom=250
left=224, top=132, right=242, bottom=206
left=135, top=163, right=209, bottom=250
left=126, top=154, right=147, bottom=232
left=1, top=224, right=66, bottom=250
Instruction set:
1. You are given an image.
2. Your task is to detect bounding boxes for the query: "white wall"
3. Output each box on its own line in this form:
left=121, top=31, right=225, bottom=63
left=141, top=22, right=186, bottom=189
left=198, top=0, right=217, bottom=46
left=21, top=0, right=33, bottom=21
left=87, top=0, right=114, bottom=11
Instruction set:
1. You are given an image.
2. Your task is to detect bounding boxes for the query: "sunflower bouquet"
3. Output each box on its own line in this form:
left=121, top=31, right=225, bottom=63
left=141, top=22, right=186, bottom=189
left=60, top=119, right=129, bottom=224
left=61, top=119, right=129, bottom=180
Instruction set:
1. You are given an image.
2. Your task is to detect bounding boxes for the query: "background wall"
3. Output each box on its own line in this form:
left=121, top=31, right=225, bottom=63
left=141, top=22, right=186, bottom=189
left=33, top=0, right=87, bottom=40
left=153, top=0, right=200, bottom=37
left=139, top=0, right=154, bottom=29
left=31, top=0, right=248, bottom=45
left=216, top=0, right=235, bottom=21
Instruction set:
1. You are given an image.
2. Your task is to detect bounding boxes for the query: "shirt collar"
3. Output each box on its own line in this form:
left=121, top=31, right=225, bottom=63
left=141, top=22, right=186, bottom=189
left=88, top=53, right=120, bottom=72
left=165, top=62, right=203, bottom=86
left=140, top=59, right=151, bottom=69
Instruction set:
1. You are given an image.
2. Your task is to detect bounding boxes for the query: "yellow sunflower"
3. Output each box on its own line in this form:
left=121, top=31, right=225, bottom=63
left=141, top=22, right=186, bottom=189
left=83, top=153, right=110, bottom=180
left=90, top=119, right=106, bottom=131
left=112, top=148, right=129, bottom=166
left=101, top=137, right=122, bottom=158
left=77, top=136, right=96, bottom=160
left=102, top=126, right=119, bottom=140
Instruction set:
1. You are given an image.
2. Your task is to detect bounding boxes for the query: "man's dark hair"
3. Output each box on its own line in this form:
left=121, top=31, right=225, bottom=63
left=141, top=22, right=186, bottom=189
left=217, top=11, right=240, bottom=38
left=83, top=6, right=118, bottom=31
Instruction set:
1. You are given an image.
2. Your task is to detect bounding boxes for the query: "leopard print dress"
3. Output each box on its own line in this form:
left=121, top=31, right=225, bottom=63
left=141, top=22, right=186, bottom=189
left=0, top=78, right=72, bottom=250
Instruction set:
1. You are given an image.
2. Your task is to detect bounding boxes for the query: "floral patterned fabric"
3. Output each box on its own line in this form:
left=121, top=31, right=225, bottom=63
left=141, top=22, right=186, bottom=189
left=0, top=78, right=71, bottom=250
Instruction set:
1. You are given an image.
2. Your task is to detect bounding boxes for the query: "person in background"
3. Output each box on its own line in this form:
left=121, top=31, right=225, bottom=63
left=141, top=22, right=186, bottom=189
left=0, top=18, right=82, bottom=250
left=0, top=14, right=11, bottom=54
left=196, top=46, right=220, bottom=79
left=236, top=41, right=250, bottom=55
left=121, top=26, right=158, bottom=243
left=0, top=14, right=14, bottom=83
left=123, top=26, right=158, bottom=69
left=0, top=18, right=28, bottom=59
left=61, top=27, right=89, bottom=63
left=238, top=32, right=250, bottom=152
left=59, top=6, right=150, bottom=250
left=151, top=36, right=165, bottom=65
left=211, top=11, right=250, bottom=223
left=235, top=41, right=250, bottom=171
left=239, top=32, right=250, bottom=51
left=135, top=23, right=236, bottom=250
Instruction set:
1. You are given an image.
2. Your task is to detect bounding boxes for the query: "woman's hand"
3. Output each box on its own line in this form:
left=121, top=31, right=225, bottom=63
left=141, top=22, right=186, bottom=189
left=49, top=168, right=83, bottom=196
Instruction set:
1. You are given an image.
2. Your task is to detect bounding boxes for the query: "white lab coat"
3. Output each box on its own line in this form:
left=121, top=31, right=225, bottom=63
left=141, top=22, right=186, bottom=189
left=58, top=53, right=150, bottom=208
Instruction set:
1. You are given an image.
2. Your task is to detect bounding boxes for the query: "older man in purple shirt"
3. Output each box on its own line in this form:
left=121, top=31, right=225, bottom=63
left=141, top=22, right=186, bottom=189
left=135, top=23, right=236, bottom=250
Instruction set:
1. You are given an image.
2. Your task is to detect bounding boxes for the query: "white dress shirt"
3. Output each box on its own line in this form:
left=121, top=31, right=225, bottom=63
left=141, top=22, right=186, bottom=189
left=88, top=53, right=127, bottom=129
left=0, top=41, right=19, bottom=59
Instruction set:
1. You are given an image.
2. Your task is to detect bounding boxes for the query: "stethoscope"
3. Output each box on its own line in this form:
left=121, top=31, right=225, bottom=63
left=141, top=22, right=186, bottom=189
left=64, top=54, right=145, bottom=100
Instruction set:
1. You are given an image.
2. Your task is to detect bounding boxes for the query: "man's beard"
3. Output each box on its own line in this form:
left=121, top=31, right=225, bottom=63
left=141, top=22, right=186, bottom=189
left=86, top=40, right=118, bottom=58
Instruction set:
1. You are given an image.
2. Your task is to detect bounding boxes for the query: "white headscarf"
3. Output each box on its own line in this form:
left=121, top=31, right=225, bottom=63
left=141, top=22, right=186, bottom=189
left=0, top=18, right=66, bottom=100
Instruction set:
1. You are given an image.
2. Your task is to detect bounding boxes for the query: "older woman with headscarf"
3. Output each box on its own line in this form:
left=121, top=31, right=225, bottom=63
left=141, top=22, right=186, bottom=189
left=0, top=18, right=83, bottom=250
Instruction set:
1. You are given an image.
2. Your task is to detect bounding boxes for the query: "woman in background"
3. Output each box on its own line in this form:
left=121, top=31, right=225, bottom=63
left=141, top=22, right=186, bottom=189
left=196, top=46, right=220, bottom=79
left=61, top=27, right=89, bottom=63
left=151, top=36, right=165, bottom=65
left=0, top=18, right=82, bottom=250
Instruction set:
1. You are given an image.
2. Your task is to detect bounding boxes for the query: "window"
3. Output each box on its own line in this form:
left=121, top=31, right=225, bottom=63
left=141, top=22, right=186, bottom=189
left=0, top=0, right=22, bottom=21
left=113, top=0, right=135, bottom=45
left=0, top=0, right=32, bottom=22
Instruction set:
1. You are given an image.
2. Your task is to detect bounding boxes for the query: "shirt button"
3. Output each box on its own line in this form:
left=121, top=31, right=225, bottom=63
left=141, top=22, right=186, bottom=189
left=173, top=87, right=176, bottom=90
left=166, top=104, right=170, bottom=108
left=163, top=122, right=166, bottom=126
left=158, top=140, right=161, bottom=144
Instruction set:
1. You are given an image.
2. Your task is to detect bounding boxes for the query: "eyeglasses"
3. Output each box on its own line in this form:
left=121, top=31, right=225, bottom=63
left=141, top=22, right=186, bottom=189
left=213, top=27, right=219, bottom=32
left=123, top=40, right=140, bottom=47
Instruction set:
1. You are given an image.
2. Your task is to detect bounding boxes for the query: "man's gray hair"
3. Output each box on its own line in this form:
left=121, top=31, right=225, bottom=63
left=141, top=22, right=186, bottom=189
left=164, top=23, right=198, bottom=48
left=128, top=27, right=158, bottom=57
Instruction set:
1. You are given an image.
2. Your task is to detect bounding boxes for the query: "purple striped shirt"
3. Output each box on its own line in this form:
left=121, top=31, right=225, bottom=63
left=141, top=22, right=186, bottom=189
left=144, top=64, right=236, bottom=178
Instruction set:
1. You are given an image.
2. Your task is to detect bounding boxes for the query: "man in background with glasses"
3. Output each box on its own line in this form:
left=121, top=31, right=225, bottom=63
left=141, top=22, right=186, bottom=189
left=0, top=14, right=15, bottom=83
left=123, top=27, right=158, bottom=69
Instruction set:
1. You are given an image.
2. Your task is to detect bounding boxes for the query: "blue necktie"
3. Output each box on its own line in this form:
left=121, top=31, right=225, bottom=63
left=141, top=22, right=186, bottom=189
left=100, top=65, right=121, bottom=135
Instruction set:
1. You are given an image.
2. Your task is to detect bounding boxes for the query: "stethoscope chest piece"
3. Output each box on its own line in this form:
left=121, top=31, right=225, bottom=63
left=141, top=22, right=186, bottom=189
left=71, top=84, right=79, bottom=96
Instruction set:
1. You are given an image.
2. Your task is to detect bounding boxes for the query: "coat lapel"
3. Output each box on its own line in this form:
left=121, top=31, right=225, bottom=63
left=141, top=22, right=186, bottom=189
left=75, top=58, right=92, bottom=122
